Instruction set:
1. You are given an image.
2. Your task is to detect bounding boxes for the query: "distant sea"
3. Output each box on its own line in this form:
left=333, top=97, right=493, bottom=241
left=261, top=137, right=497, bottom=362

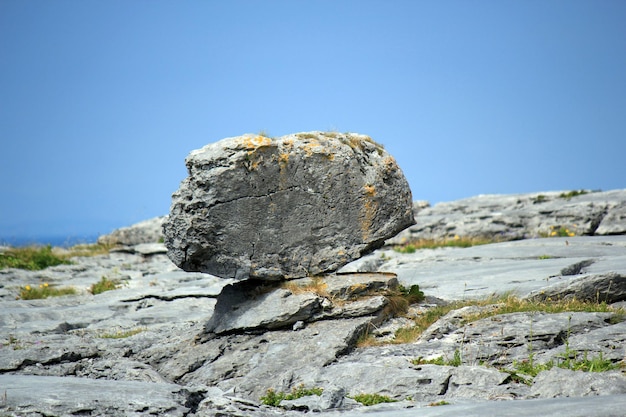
left=0, top=234, right=100, bottom=248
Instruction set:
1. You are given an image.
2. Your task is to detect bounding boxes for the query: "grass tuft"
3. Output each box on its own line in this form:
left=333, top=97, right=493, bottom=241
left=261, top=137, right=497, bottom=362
left=64, top=243, right=114, bottom=257
left=428, top=400, right=451, bottom=406
left=282, top=277, right=330, bottom=298
left=260, top=384, right=323, bottom=407
left=19, top=283, right=77, bottom=300
left=90, top=276, right=122, bottom=295
left=393, top=236, right=498, bottom=253
left=413, top=349, right=463, bottom=367
left=398, top=284, right=425, bottom=304
left=350, top=393, right=397, bottom=406
left=559, top=190, right=588, bottom=199
left=99, top=328, right=146, bottom=339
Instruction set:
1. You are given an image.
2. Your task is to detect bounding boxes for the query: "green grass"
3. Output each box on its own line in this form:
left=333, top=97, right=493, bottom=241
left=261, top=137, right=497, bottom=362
left=413, top=349, right=463, bottom=367
left=510, top=315, right=623, bottom=380
left=260, top=384, right=324, bottom=407
left=409, top=308, right=624, bottom=383
left=0, top=245, right=71, bottom=270
left=509, top=351, right=621, bottom=383
left=460, top=295, right=623, bottom=324
left=350, top=393, right=397, bottom=406
left=428, top=400, right=451, bottom=406
left=19, top=283, right=77, bottom=300
left=90, top=276, right=122, bottom=295
left=0, top=243, right=113, bottom=271
left=398, top=284, right=425, bottom=304
left=3, top=335, right=24, bottom=350
left=559, top=190, right=588, bottom=199
left=393, top=236, right=497, bottom=253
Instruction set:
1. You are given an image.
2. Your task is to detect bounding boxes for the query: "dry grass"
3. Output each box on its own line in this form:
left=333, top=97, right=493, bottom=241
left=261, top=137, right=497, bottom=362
left=98, top=327, right=146, bottom=339
left=282, top=277, right=330, bottom=298
left=393, top=236, right=499, bottom=253
left=357, top=294, right=625, bottom=347
left=64, top=243, right=114, bottom=257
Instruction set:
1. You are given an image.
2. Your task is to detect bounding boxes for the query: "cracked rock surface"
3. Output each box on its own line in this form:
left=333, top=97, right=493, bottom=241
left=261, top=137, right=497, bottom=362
left=2, top=190, right=626, bottom=416
left=163, top=132, right=415, bottom=280
left=391, top=188, right=626, bottom=243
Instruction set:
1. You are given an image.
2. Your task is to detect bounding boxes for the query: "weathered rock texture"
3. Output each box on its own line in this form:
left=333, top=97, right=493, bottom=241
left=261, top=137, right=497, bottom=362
left=3, top=190, right=626, bottom=416
left=163, top=132, right=414, bottom=280
left=98, top=216, right=166, bottom=246
left=390, top=189, right=626, bottom=244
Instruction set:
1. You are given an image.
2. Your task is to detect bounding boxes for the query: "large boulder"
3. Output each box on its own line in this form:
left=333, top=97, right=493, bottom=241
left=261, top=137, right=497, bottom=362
left=163, top=132, right=414, bottom=280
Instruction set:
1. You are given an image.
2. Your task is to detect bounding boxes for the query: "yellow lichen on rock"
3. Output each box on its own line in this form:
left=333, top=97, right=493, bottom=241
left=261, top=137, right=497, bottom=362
left=278, top=153, right=290, bottom=165
left=364, top=184, right=376, bottom=197
left=360, top=191, right=378, bottom=242
left=239, top=135, right=273, bottom=150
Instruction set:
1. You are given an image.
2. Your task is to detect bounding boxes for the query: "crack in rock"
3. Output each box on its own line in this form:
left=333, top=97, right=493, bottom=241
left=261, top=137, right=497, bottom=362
left=560, top=259, right=596, bottom=276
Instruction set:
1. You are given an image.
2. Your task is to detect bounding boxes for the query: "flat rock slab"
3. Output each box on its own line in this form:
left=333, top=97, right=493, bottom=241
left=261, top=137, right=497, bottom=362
left=391, top=189, right=626, bottom=242
left=289, top=272, right=399, bottom=300
left=180, top=317, right=375, bottom=400
left=204, top=280, right=323, bottom=334
left=0, top=374, right=194, bottom=416
left=3, top=220, right=626, bottom=416
left=163, top=132, right=414, bottom=280
left=346, top=235, right=626, bottom=301
left=203, top=272, right=399, bottom=334
left=0, top=266, right=226, bottom=336
left=531, top=368, right=626, bottom=398
left=316, top=394, right=626, bottom=417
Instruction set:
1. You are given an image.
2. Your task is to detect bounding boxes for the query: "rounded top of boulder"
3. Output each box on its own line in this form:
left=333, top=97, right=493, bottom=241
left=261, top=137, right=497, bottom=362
left=163, top=131, right=415, bottom=280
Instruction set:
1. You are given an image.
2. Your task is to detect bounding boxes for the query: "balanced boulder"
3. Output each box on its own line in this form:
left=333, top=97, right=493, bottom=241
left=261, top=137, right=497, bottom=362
left=163, top=131, right=414, bottom=280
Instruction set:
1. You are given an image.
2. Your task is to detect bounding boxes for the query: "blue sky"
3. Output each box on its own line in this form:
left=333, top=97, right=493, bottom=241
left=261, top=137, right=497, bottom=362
left=1, top=1, right=625, bottom=244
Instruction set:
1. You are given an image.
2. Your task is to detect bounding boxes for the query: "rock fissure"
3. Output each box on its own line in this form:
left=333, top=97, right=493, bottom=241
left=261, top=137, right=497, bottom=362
left=561, top=260, right=596, bottom=276
left=6, top=173, right=626, bottom=415
left=122, top=294, right=220, bottom=303
left=189, top=184, right=306, bottom=214
left=6, top=350, right=101, bottom=373
left=587, top=207, right=609, bottom=235
left=438, top=374, right=452, bottom=395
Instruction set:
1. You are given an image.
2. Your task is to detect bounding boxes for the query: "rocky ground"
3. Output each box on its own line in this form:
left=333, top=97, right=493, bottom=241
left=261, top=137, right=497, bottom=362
left=1, top=189, right=626, bottom=416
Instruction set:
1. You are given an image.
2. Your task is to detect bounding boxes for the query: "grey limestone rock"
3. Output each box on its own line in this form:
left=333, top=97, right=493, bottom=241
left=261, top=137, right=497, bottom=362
left=203, top=280, right=323, bottom=334
left=373, top=235, right=626, bottom=302
left=5, top=194, right=626, bottom=417
left=0, top=374, right=196, bottom=416
left=596, top=201, right=626, bottom=235
left=163, top=132, right=414, bottom=280
left=98, top=216, right=166, bottom=246
left=528, top=272, right=626, bottom=303
left=391, top=188, right=626, bottom=243
left=531, top=368, right=626, bottom=398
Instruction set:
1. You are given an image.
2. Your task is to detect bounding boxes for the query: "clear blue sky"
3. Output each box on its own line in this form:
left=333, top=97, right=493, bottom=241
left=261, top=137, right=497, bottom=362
left=1, top=1, right=625, bottom=244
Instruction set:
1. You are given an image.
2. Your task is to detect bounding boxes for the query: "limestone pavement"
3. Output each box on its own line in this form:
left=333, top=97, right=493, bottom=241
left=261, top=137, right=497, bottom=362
left=1, top=189, right=626, bottom=416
